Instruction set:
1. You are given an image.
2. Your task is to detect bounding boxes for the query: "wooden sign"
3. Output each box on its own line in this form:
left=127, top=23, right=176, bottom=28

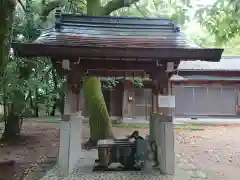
left=158, top=95, right=175, bottom=108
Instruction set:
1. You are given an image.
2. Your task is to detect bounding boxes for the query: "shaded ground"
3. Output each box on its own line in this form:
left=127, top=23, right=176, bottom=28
left=0, top=119, right=240, bottom=180
left=0, top=122, right=59, bottom=180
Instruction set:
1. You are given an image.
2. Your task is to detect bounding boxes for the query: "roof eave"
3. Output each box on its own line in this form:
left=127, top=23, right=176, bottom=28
left=12, top=43, right=223, bottom=61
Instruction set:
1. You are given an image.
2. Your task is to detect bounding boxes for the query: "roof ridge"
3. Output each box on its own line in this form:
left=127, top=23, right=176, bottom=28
left=54, top=9, right=178, bottom=32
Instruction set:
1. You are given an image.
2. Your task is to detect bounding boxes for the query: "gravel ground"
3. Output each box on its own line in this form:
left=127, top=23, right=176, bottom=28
left=177, top=126, right=240, bottom=180
left=40, top=124, right=240, bottom=180
left=40, top=124, right=207, bottom=180
left=40, top=149, right=201, bottom=180
left=2, top=119, right=240, bottom=180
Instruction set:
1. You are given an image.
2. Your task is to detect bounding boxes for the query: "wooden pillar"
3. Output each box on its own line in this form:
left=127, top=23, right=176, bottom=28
left=150, top=68, right=175, bottom=175
left=151, top=93, right=158, bottom=113
left=152, top=69, right=169, bottom=115
left=122, top=80, right=128, bottom=121
left=151, top=69, right=167, bottom=113
left=79, top=85, right=85, bottom=113
left=58, top=62, right=84, bottom=175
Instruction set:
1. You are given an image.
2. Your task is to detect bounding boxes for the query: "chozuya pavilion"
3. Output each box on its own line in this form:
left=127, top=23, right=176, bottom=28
left=12, top=9, right=223, bottom=176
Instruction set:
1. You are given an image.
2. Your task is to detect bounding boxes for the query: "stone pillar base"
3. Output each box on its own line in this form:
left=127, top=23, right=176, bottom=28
left=152, top=114, right=175, bottom=175
left=58, top=112, right=83, bottom=176
left=156, top=120, right=175, bottom=175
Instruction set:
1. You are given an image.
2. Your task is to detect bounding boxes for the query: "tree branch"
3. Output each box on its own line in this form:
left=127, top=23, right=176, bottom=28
left=134, top=3, right=146, bottom=17
left=17, top=0, right=27, bottom=12
left=40, top=0, right=66, bottom=20
left=102, top=0, right=140, bottom=16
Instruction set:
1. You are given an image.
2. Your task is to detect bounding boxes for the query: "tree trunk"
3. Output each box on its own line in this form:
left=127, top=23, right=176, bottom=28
left=3, top=90, right=8, bottom=126
left=1, top=104, right=22, bottom=142
left=84, top=0, right=139, bottom=145
left=26, top=91, right=35, bottom=117
left=0, top=0, right=16, bottom=76
left=50, top=100, right=57, bottom=116
left=34, top=106, right=39, bottom=117
left=29, top=91, right=34, bottom=109
left=59, top=91, right=65, bottom=115
left=45, top=88, right=50, bottom=116
left=83, top=77, right=113, bottom=144
left=0, top=0, right=18, bottom=141
left=1, top=113, right=21, bottom=141
left=50, top=68, right=58, bottom=116
left=34, top=88, right=39, bottom=117
left=83, top=1, right=114, bottom=145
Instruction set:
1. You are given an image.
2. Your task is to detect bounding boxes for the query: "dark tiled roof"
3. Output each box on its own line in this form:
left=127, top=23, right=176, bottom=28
left=35, top=13, right=199, bottom=49
left=12, top=11, right=223, bottom=61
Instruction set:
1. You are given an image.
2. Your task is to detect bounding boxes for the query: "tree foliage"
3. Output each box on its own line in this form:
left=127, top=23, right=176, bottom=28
left=195, top=0, right=240, bottom=45
left=0, top=0, right=66, bottom=141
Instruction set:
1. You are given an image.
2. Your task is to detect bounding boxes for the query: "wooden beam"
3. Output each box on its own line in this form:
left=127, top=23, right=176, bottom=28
left=86, top=70, right=146, bottom=77
left=51, top=59, right=150, bottom=76
left=79, top=59, right=155, bottom=71
left=13, top=43, right=223, bottom=61
left=52, top=59, right=180, bottom=73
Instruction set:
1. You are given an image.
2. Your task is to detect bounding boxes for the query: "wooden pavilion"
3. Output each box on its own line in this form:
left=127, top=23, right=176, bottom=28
left=12, top=9, right=223, bottom=176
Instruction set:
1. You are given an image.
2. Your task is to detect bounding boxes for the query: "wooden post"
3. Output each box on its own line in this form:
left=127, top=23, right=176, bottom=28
left=150, top=68, right=175, bottom=175
left=151, top=68, right=168, bottom=114
left=145, top=99, right=148, bottom=121
left=122, top=80, right=128, bottom=121
left=58, top=61, right=84, bottom=175
left=151, top=73, right=158, bottom=113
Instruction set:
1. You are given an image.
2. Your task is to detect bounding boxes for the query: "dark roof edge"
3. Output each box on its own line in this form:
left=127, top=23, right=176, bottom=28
left=54, top=9, right=180, bottom=32
left=57, top=9, right=174, bottom=21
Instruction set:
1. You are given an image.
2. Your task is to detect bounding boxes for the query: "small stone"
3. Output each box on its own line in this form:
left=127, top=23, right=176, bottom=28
left=196, top=171, right=207, bottom=179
